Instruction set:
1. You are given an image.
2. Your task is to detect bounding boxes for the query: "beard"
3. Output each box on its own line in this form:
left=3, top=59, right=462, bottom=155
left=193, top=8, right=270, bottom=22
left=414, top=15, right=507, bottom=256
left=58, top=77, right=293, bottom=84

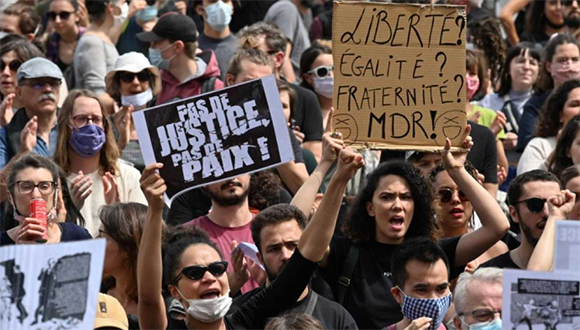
left=205, top=181, right=250, bottom=207
left=565, top=14, right=580, bottom=29
left=516, top=209, right=541, bottom=247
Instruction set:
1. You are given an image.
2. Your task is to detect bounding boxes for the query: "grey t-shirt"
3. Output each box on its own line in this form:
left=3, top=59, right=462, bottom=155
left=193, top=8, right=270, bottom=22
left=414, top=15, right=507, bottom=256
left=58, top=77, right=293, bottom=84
left=265, top=0, right=311, bottom=75
left=198, top=33, right=239, bottom=81
left=73, top=35, right=118, bottom=95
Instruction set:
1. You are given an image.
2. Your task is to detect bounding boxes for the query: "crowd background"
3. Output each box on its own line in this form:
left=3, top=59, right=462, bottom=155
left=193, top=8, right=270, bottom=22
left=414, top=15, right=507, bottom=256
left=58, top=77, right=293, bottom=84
left=0, top=0, right=578, bottom=329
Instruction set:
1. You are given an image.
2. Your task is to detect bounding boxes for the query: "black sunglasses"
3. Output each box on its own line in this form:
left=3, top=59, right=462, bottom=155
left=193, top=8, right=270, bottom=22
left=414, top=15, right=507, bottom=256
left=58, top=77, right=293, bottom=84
left=562, top=0, right=578, bottom=6
left=118, top=70, right=152, bottom=83
left=437, top=188, right=468, bottom=203
left=47, top=11, right=73, bottom=21
left=515, top=197, right=547, bottom=213
left=173, top=261, right=228, bottom=283
left=0, top=60, right=22, bottom=72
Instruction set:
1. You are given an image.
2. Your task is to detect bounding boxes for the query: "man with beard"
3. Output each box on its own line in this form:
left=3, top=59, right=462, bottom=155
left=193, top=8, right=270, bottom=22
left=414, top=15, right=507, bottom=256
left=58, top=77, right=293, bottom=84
left=182, top=174, right=263, bottom=294
left=0, top=58, right=62, bottom=201
left=480, top=170, right=562, bottom=269
left=230, top=204, right=358, bottom=330
left=563, top=0, right=580, bottom=33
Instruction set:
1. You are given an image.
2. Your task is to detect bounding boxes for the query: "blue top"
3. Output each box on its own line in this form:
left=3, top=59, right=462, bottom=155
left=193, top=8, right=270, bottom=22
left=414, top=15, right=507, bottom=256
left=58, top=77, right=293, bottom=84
left=0, top=222, right=92, bottom=246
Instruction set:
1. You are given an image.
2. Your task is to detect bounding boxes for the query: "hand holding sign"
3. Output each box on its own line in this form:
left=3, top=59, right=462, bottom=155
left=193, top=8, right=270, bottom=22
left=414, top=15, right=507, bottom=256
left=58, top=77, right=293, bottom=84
left=441, top=125, right=472, bottom=173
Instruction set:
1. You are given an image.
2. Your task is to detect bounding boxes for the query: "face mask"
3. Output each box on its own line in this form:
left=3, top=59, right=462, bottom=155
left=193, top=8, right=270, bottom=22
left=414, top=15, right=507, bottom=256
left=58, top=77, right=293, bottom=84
left=149, top=42, right=176, bottom=70
left=69, top=124, right=106, bottom=158
left=551, top=61, right=580, bottom=86
left=136, top=5, right=158, bottom=22
left=121, top=88, right=153, bottom=107
left=399, top=289, right=452, bottom=330
left=466, top=75, right=480, bottom=100
left=113, top=2, right=129, bottom=27
left=176, top=288, right=232, bottom=324
left=462, top=318, right=502, bottom=330
left=313, top=75, right=334, bottom=99
left=205, top=1, right=232, bottom=32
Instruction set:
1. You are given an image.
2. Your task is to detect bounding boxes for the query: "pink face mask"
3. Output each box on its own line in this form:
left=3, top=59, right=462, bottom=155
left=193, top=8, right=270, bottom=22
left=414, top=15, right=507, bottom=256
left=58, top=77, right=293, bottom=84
left=551, top=61, right=580, bottom=86
left=466, top=75, right=480, bottom=101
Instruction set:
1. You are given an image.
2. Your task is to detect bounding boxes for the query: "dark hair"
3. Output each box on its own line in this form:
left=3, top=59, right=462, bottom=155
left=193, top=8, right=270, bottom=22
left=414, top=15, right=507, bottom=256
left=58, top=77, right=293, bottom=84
left=7, top=154, right=59, bottom=197
left=536, top=79, right=580, bottom=138
left=497, top=42, right=542, bottom=97
left=100, top=203, right=148, bottom=302
left=429, top=161, right=478, bottom=183
left=251, top=204, right=307, bottom=253
left=226, top=48, right=274, bottom=81
left=537, top=34, right=580, bottom=93
left=48, top=0, right=80, bottom=11
left=526, top=0, right=556, bottom=36
left=237, top=21, right=288, bottom=54
left=276, top=78, right=296, bottom=121
left=548, top=116, right=580, bottom=178
left=466, top=48, right=489, bottom=101
left=341, top=160, right=438, bottom=243
left=391, top=237, right=450, bottom=288
left=248, top=170, right=283, bottom=211
left=299, top=42, right=332, bottom=91
left=507, top=170, right=561, bottom=206
left=0, top=34, right=44, bottom=61
left=85, top=0, right=111, bottom=25
left=2, top=3, right=42, bottom=36
left=561, top=164, right=580, bottom=187
left=162, top=226, right=223, bottom=286
left=468, top=17, right=506, bottom=86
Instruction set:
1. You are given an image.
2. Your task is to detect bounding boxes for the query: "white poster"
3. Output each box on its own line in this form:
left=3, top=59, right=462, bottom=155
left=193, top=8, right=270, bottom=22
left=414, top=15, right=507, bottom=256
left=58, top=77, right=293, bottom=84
left=0, top=239, right=105, bottom=330
left=555, top=221, right=580, bottom=273
left=503, top=269, right=580, bottom=330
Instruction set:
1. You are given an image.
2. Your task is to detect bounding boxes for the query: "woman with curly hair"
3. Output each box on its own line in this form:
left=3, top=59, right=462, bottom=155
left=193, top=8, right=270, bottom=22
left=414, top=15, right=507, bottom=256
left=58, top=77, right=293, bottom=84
left=518, top=79, right=580, bottom=174
left=468, top=17, right=507, bottom=90
left=292, top=129, right=510, bottom=329
left=547, top=115, right=580, bottom=178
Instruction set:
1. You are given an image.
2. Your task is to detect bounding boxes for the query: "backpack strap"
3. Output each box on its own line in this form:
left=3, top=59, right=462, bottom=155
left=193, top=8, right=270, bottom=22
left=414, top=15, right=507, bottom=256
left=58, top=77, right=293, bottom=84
left=201, top=76, right=218, bottom=94
left=501, top=98, right=520, bottom=134
left=337, top=244, right=359, bottom=305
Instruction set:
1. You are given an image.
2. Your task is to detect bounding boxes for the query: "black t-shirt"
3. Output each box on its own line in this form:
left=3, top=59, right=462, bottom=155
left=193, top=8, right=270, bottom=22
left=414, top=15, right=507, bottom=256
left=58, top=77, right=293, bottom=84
left=291, top=85, right=324, bottom=143
left=232, top=286, right=358, bottom=329
left=318, top=236, right=461, bottom=330
left=467, top=121, right=498, bottom=184
left=479, top=251, right=521, bottom=269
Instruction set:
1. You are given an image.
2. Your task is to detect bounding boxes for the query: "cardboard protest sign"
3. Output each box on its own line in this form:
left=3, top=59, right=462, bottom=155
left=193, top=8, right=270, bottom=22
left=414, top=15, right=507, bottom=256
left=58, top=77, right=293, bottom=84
left=333, top=1, right=467, bottom=150
left=0, top=239, right=105, bottom=330
left=133, top=75, right=294, bottom=205
left=503, top=270, right=580, bottom=329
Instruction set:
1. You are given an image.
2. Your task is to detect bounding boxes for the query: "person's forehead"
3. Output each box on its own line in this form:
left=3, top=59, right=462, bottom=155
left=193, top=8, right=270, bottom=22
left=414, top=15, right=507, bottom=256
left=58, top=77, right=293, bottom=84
left=50, top=0, right=76, bottom=11
left=72, top=96, right=102, bottom=115
left=180, top=244, right=221, bottom=268
left=554, top=43, right=580, bottom=58
left=404, top=259, right=448, bottom=287
left=434, top=170, right=458, bottom=190
left=519, top=180, right=561, bottom=200
left=240, top=59, right=272, bottom=76
left=460, top=282, right=502, bottom=313
left=16, top=167, right=53, bottom=181
left=0, top=15, right=20, bottom=33
left=1, top=50, right=18, bottom=62
left=261, top=220, right=302, bottom=245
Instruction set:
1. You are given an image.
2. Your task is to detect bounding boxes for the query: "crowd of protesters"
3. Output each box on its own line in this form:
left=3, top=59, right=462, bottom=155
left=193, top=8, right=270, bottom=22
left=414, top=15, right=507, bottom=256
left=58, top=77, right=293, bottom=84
left=0, top=0, right=579, bottom=329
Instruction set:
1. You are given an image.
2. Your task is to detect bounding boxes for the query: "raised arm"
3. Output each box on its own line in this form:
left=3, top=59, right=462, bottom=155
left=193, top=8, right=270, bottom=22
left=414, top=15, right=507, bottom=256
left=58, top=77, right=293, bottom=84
left=137, top=163, right=167, bottom=330
left=528, top=190, right=576, bottom=271
left=499, top=0, right=530, bottom=46
left=291, top=109, right=344, bottom=216
left=443, top=126, right=510, bottom=267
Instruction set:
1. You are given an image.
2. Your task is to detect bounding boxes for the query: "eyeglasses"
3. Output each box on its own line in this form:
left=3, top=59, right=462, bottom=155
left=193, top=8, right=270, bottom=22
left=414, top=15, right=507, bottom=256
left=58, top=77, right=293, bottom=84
left=515, top=197, right=547, bottom=213
left=47, top=11, right=73, bottom=21
left=14, top=181, right=57, bottom=195
left=118, top=70, right=152, bottom=83
left=437, top=188, right=468, bottom=203
left=0, top=59, right=22, bottom=72
left=308, top=65, right=333, bottom=78
left=562, top=0, right=578, bottom=6
left=173, top=261, right=228, bottom=283
left=22, top=79, right=62, bottom=90
left=460, top=308, right=502, bottom=323
left=72, top=114, right=104, bottom=128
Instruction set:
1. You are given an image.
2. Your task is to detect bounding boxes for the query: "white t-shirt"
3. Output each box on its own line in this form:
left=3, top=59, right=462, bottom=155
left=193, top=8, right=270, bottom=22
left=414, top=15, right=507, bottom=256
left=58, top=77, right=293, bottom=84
left=68, top=161, right=147, bottom=236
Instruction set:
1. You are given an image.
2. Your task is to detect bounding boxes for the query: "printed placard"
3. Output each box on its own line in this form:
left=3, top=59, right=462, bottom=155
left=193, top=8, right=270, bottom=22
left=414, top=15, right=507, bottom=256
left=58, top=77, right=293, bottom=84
left=333, top=1, right=467, bottom=150
left=133, top=75, right=294, bottom=205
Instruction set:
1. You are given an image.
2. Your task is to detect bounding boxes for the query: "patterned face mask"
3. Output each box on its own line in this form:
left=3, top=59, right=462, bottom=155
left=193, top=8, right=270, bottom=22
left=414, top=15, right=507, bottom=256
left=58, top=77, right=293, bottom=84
left=398, top=287, right=453, bottom=330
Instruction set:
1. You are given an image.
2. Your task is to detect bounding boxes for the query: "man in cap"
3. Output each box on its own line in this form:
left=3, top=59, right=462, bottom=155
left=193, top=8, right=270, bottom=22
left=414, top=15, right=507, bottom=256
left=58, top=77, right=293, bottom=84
left=137, top=13, right=224, bottom=105
left=0, top=57, right=63, bottom=200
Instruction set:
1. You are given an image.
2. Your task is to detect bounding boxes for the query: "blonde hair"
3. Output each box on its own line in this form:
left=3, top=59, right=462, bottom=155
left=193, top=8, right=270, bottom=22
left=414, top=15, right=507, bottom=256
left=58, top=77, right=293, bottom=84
left=54, top=89, right=119, bottom=175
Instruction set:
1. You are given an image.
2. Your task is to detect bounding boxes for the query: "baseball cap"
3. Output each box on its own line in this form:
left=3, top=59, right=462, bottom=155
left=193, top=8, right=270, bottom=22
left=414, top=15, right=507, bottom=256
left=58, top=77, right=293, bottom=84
left=94, top=293, right=129, bottom=330
left=16, top=58, right=63, bottom=83
left=137, top=13, right=197, bottom=43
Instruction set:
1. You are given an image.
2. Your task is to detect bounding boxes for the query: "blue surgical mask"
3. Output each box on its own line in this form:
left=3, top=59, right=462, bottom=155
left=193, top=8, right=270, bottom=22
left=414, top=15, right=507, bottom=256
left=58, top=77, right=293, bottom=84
left=136, top=5, right=158, bottom=22
left=461, top=318, right=502, bottom=330
left=148, top=42, right=176, bottom=70
left=399, top=288, right=452, bottom=330
left=69, top=124, right=106, bottom=158
left=205, top=0, right=232, bottom=32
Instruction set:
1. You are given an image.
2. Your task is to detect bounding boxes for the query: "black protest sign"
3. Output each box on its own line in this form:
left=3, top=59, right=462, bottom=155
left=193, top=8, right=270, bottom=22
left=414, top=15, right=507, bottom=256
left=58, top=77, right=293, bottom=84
left=333, top=1, right=467, bottom=150
left=133, top=75, right=294, bottom=204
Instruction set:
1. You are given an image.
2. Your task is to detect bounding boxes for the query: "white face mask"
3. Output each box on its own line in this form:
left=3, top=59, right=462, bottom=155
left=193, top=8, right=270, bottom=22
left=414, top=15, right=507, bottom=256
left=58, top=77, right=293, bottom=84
left=176, top=288, right=232, bottom=324
left=205, top=0, right=232, bottom=32
left=113, top=2, right=129, bottom=27
left=121, top=88, right=153, bottom=107
left=313, top=75, right=334, bottom=99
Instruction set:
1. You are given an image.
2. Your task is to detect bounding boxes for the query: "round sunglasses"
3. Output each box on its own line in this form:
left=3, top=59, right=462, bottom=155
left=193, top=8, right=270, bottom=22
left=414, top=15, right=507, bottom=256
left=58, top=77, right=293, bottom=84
left=0, top=59, right=22, bottom=72
left=118, top=70, right=152, bottom=83
left=308, top=65, right=333, bottom=78
left=173, top=261, right=228, bottom=283
left=514, top=197, right=547, bottom=213
left=437, top=188, right=468, bottom=203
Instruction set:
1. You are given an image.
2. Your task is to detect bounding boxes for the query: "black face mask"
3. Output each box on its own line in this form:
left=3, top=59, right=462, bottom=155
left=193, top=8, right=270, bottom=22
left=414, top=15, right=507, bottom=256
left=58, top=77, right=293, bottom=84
left=300, top=0, right=317, bottom=9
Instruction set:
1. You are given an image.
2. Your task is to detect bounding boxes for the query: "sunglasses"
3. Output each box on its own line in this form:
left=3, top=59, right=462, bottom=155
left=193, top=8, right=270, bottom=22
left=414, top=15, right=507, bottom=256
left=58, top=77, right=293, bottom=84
left=562, top=0, right=578, bottom=6
left=308, top=65, right=333, bottom=78
left=0, top=59, right=22, bottom=72
left=47, top=11, right=73, bottom=21
left=515, top=197, right=547, bottom=213
left=437, top=188, right=468, bottom=203
left=173, top=261, right=228, bottom=283
left=118, top=70, right=152, bottom=83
